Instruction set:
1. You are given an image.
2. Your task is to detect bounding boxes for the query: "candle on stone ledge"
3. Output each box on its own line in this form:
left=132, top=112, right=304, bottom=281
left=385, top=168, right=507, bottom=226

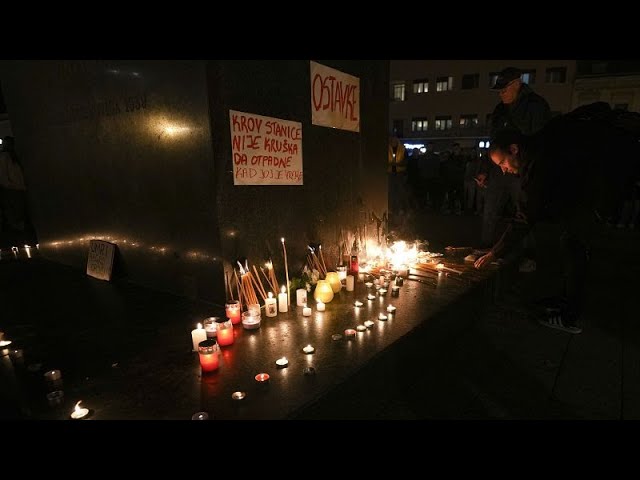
left=198, top=339, right=220, bottom=372
left=265, top=292, right=277, bottom=317
left=346, top=275, right=355, bottom=292
left=302, top=344, right=315, bottom=354
left=275, top=357, right=289, bottom=367
left=278, top=286, right=288, bottom=313
left=191, top=323, right=207, bottom=351
left=216, top=318, right=234, bottom=346
left=316, top=300, right=325, bottom=312
left=225, top=300, right=241, bottom=325
left=255, top=373, right=270, bottom=383
left=70, top=401, right=90, bottom=420
left=344, top=329, right=356, bottom=339
left=303, top=304, right=312, bottom=317
left=364, top=320, right=375, bottom=328
left=387, top=305, right=397, bottom=313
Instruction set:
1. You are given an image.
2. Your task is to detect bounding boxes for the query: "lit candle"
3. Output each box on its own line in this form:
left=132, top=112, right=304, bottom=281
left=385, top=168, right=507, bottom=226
left=70, top=401, right=90, bottom=420
left=316, top=300, right=325, bottom=312
left=378, top=288, right=388, bottom=296
left=302, top=304, right=312, bottom=316
left=354, top=300, right=363, bottom=307
left=281, top=238, right=290, bottom=306
left=367, top=293, right=376, bottom=300
left=364, top=320, right=375, bottom=328
left=337, top=265, right=347, bottom=282
left=332, top=333, right=343, bottom=341
left=198, top=339, right=220, bottom=372
left=387, top=305, right=397, bottom=313
left=0, top=339, right=12, bottom=356
left=191, top=323, right=207, bottom=351
left=255, top=373, right=270, bottom=383
left=215, top=318, right=234, bottom=346
left=395, top=276, right=404, bottom=286
left=278, top=286, right=288, bottom=313
left=346, top=275, right=355, bottom=292
left=344, top=329, right=356, bottom=339
left=203, top=317, right=218, bottom=339
left=44, top=369, right=63, bottom=389
left=265, top=292, right=277, bottom=317
left=365, top=282, right=373, bottom=289
left=225, top=300, right=241, bottom=325
left=231, top=391, right=246, bottom=400
left=296, top=288, right=308, bottom=306
left=302, top=344, right=315, bottom=354
left=191, top=412, right=209, bottom=420
left=275, top=357, right=289, bottom=367
left=378, top=313, right=388, bottom=321
left=356, top=325, right=367, bottom=332
left=242, top=311, right=261, bottom=330
left=391, top=286, right=400, bottom=297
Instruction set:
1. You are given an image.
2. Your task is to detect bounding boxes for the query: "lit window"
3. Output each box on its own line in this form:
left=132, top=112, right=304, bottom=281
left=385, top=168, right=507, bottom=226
left=459, top=114, right=479, bottom=129
left=521, top=69, right=536, bottom=84
left=392, top=82, right=406, bottom=101
left=436, top=76, right=453, bottom=92
left=488, top=72, right=500, bottom=88
left=411, top=118, right=428, bottom=132
left=479, top=141, right=485, bottom=148
left=435, top=116, right=452, bottom=130
left=413, top=79, right=429, bottom=94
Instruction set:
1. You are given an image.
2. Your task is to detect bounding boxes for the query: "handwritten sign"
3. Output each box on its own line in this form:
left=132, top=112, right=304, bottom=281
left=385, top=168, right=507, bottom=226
left=86, top=240, right=116, bottom=281
left=229, top=110, right=303, bottom=186
left=310, top=61, right=360, bottom=133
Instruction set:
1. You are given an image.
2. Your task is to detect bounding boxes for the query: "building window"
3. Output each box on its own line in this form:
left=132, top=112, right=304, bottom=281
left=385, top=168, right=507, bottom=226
left=461, top=74, right=479, bottom=90
left=459, top=114, right=479, bottom=129
left=545, top=67, right=567, bottom=84
left=413, top=79, right=429, bottom=94
left=435, top=116, right=452, bottom=131
left=521, top=69, right=536, bottom=84
left=614, top=103, right=629, bottom=111
left=392, top=82, right=405, bottom=101
left=392, top=119, right=404, bottom=137
left=411, top=117, right=428, bottom=132
left=489, top=72, right=500, bottom=88
left=436, top=76, right=453, bottom=92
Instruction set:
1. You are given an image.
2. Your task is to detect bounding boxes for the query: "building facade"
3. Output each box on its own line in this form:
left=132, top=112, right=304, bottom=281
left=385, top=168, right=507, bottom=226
left=389, top=59, right=576, bottom=150
left=572, top=60, right=640, bottom=112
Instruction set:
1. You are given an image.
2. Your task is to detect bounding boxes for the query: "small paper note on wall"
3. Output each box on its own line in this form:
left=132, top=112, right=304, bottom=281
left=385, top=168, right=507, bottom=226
left=86, top=240, right=116, bottom=281
left=310, top=61, right=360, bottom=133
left=229, top=110, right=303, bottom=186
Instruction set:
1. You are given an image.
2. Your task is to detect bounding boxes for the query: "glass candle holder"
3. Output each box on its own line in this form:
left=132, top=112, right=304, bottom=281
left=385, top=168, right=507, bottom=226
left=313, top=279, right=334, bottom=303
left=296, top=288, right=308, bottom=306
left=198, top=340, right=220, bottom=372
left=225, top=300, right=241, bottom=325
left=215, top=318, right=235, bottom=346
left=325, top=272, right=342, bottom=293
left=336, top=265, right=348, bottom=283
left=242, top=310, right=261, bottom=330
left=203, top=317, right=219, bottom=339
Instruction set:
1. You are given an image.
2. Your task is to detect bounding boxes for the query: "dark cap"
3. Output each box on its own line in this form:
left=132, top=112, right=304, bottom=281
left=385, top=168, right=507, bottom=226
left=491, top=67, right=522, bottom=90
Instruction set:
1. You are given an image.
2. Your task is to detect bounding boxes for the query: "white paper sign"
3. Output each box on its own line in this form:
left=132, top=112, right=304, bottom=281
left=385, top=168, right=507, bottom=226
left=229, top=110, right=303, bottom=186
left=310, top=61, right=360, bottom=133
left=86, top=240, right=116, bottom=281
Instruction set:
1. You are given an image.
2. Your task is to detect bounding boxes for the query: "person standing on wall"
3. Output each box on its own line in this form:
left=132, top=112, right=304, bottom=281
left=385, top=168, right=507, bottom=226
left=480, top=67, right=551, bottom=272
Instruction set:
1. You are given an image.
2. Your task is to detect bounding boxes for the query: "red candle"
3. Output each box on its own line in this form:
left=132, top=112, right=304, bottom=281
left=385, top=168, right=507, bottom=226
left=216, top=318, right=235, bottom=347
left=198, top=340, right=220, bottom=373
left=225, top=300, right=241, bottom=325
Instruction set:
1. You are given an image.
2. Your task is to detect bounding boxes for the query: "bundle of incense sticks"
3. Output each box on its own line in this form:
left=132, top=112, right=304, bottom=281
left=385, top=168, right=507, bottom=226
left=306, top=246, right=327, bottom=277
left=260, top=260, right=279, bottom=295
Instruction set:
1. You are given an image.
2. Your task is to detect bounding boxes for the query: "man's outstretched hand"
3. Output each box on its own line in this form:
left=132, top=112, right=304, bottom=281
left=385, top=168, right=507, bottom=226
left=474, top=251, right=495, bottom=269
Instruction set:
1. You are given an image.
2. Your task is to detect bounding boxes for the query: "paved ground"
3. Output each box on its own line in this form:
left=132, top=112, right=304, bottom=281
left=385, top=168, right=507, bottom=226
left=2, top=211, right=639, bottom=419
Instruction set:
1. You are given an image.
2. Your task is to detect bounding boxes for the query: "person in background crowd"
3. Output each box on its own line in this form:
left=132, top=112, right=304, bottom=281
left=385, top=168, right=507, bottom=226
left=388, top=136, right=409, bottom=229
left=0, top=136, right=27, bottom=234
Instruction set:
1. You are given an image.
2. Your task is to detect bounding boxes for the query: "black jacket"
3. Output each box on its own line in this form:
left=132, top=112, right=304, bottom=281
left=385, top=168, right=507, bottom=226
left=490, top=83, right=552, bottom=137
left=491, top=115, right=640, bottom=257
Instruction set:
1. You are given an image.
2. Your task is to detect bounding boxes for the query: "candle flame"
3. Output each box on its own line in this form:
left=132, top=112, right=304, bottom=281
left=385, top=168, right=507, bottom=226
left=265, top=261, right=273, bottom=270
left=197, top=323, right=202, bottom=329
left=281, top=285, right=286, bottom=294
left=436, top=263, right=445, bottom=270
left=281, top=238, right=285, bottom=243
left=268, top=292, right=273, bottom=299
left=74, top=401, right=83, bottom=412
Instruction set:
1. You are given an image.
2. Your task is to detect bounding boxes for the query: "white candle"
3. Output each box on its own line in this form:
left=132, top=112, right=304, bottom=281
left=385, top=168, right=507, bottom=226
left=278, top=286, right=288, bottom=313
left=346, top=275, right=355, bottom=292
left=378, top=313, right=388, bottom=321
left=354, top=300, right=363, bottom=307
left=316, top=300, right=325, bottom=312
left=70, top=401, right=89, bottom=420
left=356, top=325, right=367, bottom=332
left=302, top=345, right=315, bottom=354
left=296, top=288, right=308, bottom=306
left=387, top=305, right=397, bottom=313
left=365, top=282, right=373, bottom=289
left=303, top=305, right=312, bottom=316
left=265, top=292, right=277, bottom=317
left=191, top=323, right=207, bottom=351
left=367, top=293, right=376, bottom=300
left=275, top=357, right=289, bottom=367
left=364, top=320, right=375, bottom=328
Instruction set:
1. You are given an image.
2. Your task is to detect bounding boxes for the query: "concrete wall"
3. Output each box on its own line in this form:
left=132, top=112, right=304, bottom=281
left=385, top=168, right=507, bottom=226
left=0, top=60, right=388, bottom=303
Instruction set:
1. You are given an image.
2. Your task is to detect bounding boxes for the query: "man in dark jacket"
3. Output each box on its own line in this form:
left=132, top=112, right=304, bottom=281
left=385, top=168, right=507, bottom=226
left=479, top=67, right=551, bottom=272
left=474, top=116, right=640, bottom=333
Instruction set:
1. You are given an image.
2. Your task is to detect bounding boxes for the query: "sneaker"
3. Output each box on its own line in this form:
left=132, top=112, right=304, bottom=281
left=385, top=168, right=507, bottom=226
left=518, top=258, right=537, bottom=273
left=538, top=308, right=582, bottom=334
